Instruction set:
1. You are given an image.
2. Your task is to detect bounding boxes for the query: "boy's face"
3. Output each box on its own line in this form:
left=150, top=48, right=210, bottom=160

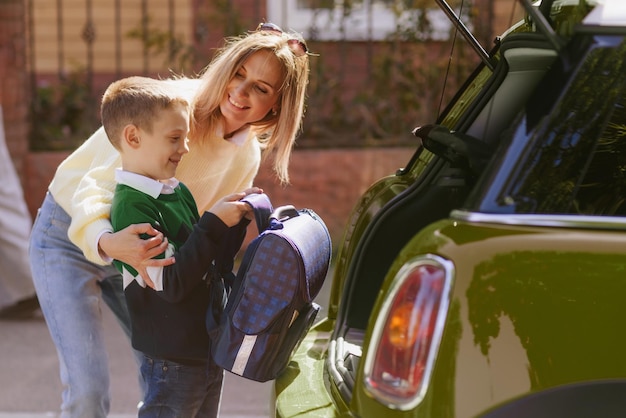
left=133, top=103, right=189, bottom=180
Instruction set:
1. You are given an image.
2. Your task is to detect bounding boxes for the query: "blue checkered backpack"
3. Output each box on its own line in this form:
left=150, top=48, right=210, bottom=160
left=208, top=193, right=332, bottom=382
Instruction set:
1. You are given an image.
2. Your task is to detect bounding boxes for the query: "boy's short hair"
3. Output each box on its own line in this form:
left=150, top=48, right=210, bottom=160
left=101, top=76, right=190, bottom=149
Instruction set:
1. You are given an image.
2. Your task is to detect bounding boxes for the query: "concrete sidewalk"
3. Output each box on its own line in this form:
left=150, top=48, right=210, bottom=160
left=0, top=305, right=272, bottom=417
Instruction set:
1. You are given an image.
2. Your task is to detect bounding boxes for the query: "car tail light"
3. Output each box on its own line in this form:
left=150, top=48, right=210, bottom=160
left=363, top=254, right=453, bottom=410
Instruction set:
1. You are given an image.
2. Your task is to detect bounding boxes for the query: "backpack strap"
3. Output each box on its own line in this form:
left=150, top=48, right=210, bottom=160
left=211, top=193, right=273, bottom=292
left=241, top=193, right=274, bottom=233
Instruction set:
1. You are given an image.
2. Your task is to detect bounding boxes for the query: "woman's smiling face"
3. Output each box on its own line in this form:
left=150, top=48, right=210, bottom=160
left=220, top=49, right=284, bottom=136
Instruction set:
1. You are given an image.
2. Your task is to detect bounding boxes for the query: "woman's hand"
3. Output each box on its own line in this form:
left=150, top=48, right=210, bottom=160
left=98, top=223, right=175, bottom=288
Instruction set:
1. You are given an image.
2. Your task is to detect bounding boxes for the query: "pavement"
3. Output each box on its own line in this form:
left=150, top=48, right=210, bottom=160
left=0, top=274, right=333, bottom=418
left=0, top=303, right=273, bottom=417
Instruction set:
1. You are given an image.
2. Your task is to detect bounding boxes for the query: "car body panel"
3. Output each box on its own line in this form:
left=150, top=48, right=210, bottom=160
left=351, top=216, right=626, bottom=417
left=273, top=320, right=342, bottom=417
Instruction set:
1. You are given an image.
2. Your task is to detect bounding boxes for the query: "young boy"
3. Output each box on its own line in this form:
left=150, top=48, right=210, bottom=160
left=102, top=76, right=257, bottom=417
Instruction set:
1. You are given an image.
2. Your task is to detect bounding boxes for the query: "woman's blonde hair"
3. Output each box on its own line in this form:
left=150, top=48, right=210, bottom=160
left=190, top=28, right=310, bottom=184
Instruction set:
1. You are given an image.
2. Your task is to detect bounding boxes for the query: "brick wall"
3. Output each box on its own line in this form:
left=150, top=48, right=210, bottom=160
left=253, top=147, right=417, bottom=243
left=24, top=147, right=416, bottom=245
left=0, top=0, right=30, bottom=181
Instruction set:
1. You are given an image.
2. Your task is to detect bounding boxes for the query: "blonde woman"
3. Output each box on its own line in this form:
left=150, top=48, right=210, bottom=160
left=29, top=23, right=311, bottom=418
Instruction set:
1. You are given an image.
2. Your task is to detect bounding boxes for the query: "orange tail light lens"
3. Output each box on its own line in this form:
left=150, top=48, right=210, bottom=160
left=364, top=254, right=453, bottom=410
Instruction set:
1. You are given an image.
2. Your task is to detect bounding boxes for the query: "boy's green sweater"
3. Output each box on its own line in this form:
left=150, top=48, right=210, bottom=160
left=111, top=182, right=240, bottom=361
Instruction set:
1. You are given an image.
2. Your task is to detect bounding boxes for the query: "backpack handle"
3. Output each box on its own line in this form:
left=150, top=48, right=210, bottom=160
left=270, top=205, right=298, bottom=221
left=268, top=205, right=299, bottom=230
left=241, top=193, right=274, bottom=233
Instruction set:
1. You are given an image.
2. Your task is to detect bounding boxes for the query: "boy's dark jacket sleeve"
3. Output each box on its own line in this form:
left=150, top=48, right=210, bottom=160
left=160, top=213, right=250, bottom=302
left=214, top=217, right=250, bottom=278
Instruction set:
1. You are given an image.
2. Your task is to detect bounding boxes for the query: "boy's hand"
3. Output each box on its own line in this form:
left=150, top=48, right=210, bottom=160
left=242, top=186, right=263, bottom=196
left=241, top=187, right=263, bottom=220
left=208, top=187, right=262, bottom=225
left=209, top=192, right=255, bottom=227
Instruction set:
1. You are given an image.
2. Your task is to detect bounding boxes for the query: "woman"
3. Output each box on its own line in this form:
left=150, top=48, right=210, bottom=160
left=28, top=23, right=311, bottom=418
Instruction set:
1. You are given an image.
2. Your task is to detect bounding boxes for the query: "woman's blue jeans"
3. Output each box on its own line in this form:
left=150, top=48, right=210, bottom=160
left=28, top=192, right=143, bottom=417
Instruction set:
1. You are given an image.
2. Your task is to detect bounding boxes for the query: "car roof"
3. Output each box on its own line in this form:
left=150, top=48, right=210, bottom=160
left=580, top=0, right=626, bottom=32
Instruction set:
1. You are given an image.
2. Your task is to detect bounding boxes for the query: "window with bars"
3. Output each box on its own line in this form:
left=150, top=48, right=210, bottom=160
left=267, top=0, right=465, bottom=41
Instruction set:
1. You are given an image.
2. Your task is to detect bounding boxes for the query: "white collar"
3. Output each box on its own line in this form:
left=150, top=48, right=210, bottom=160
left=115, top=169, right=180, bottom=199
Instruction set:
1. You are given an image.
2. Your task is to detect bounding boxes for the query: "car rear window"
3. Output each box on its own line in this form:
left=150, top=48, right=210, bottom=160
left=490, top=36, right=626, bottom=216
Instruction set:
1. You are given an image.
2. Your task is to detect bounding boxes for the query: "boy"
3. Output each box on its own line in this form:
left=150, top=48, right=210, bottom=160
left=102, top=76, right=257, bottom=417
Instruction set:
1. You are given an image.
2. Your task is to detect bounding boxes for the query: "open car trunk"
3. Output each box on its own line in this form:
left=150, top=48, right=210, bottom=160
left=325, top=0, right=565, bottom=406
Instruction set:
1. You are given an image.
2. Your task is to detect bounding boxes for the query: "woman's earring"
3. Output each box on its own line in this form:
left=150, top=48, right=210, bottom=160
left=272, top=109, right=278, bottom=116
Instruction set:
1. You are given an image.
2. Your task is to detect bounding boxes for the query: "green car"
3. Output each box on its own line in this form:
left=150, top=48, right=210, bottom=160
left=272, top=0, right=626, bottom=416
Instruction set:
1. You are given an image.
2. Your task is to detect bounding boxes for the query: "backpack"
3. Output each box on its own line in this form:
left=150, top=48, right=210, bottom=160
left=208, top=193, right=332, bottom=382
